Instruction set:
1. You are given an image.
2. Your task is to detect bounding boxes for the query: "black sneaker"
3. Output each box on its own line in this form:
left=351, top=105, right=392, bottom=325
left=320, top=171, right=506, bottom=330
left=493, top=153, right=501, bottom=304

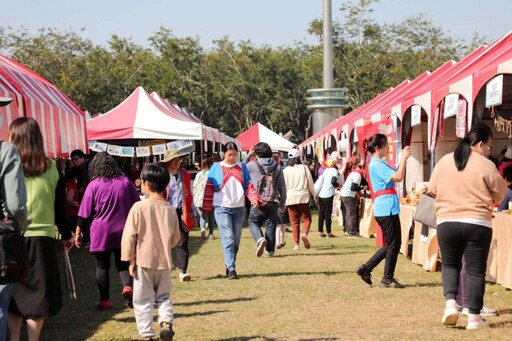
left=355, top=265, right=372, bottom=285
left=227, top=269, right=238, bottom=280
left=159, top=322, right=174, bottom=341
left=379, top=279, right=405, bottom=289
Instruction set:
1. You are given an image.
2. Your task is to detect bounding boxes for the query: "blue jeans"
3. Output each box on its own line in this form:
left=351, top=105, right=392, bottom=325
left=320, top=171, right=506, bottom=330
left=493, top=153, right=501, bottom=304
left=199, top=207, right=216, bottom=235
left=214, top=206, right=245, bottom=271
left=248, top=203, right=278, bottom=253
left=0, top=284, right=13, bottom=340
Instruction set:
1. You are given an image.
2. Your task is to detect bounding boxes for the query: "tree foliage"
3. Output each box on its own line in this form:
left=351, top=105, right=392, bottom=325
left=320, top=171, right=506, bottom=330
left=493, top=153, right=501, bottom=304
left=0, top=3, right=484, bottom=140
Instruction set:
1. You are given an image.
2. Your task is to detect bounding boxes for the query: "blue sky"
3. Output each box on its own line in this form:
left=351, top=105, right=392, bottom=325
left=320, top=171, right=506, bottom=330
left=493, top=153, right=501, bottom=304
left=3, top=0, right=511, bottom=48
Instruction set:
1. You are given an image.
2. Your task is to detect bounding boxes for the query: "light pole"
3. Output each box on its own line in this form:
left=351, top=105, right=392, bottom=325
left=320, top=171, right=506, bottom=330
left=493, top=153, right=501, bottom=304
left=307, top=0, right=349, bottom=135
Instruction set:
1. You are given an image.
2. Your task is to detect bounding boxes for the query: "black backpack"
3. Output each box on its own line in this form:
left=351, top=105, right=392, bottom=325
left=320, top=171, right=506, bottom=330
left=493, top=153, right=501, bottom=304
left=255, top=162, right=278, bottom=205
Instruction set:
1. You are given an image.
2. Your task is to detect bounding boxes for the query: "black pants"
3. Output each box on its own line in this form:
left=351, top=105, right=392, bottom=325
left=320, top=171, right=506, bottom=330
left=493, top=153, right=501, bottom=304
left=437, top=221, right=492, bottom=314
left=342, top=196, right=359, bottom=234
left=364, top=214, right=401, bottom=282
left=318, top=196, right=334, bottom=233
left=93, top=249, right=131, bottom=301
left=176, top=208, right=190, bottom=273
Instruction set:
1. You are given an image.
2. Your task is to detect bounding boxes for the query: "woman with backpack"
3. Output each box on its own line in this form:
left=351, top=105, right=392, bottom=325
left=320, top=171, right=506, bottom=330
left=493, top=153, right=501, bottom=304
left=245, top=143, right=286, bottom=257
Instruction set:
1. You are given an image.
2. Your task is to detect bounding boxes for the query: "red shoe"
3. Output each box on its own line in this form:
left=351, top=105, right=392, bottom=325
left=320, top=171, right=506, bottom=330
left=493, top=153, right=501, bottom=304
left=98, top=300, right=112, bottom=310
left=122, top=286, right=133, bottom=307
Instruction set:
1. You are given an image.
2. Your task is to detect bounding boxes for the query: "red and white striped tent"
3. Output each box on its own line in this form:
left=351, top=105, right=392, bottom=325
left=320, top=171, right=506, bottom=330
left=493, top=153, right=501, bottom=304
left=0, top=55, right=87, bottom=157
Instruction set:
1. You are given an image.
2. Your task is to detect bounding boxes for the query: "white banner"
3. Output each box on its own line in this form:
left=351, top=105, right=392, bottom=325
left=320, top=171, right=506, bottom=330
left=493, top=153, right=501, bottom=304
left=485, top=74, right=503, bottom=107
left=411, top=105, right=422, bottom=127
left=444, top=94, right=459, bottom=119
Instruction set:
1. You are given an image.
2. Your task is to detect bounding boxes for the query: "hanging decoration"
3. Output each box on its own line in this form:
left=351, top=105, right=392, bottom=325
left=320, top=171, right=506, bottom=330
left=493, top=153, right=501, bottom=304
left=490, top=108, right=512, bottom=138
left=89, top=139, right=196, bottom=157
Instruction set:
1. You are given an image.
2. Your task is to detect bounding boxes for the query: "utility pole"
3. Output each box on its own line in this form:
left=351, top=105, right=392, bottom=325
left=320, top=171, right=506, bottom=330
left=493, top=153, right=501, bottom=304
left=307, top=0, right=348, bottom=135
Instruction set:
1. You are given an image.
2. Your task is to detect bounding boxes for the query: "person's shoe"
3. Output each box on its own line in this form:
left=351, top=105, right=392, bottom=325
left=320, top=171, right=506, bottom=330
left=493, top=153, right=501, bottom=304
left=285, top=227, right=292, bottom=233
left=179, top=272, right=191, bottom=282
left=122, top=286, right=133, bottom=308
left=379, top=279, right=405, bottom=289
left=301, top=234, right=310, bottom=249
left=318, top=232, right=327, bottom=238
left=208, top=234, right=215, bottom=240
left=227, top=269, right=238, bottom=279
left=442, top=307, right=460, bottom=326
left=348, top=233, right=361, bottom=238
left=256, top=238, right=267, bottom=257
left=200, top=229, right=206, bottom=239
left=344, top=230, right=349, bottom=236
left=98, top=299, right=112, bottom=310
left=293, top=245, right=299, bottom=250
left=265, top=251, right=274, bottom=257
left=480, top=306, right=497, bottom=317
left=277, top=241, right=286, bottom=249
left=355, top=265, right=372, bottom=285
left=160, top=322, right=174, bottom=341
left=326, top=233, right=336, bottom=238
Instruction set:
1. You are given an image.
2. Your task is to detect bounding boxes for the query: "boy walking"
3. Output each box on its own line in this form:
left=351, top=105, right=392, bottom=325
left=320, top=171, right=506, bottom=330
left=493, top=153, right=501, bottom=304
left=121, top=163, right=181, bottom=341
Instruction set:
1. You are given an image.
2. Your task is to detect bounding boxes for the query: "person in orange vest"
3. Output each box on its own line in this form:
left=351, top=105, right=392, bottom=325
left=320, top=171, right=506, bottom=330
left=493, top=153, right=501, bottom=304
left=160, top=149, right=196, bottom=282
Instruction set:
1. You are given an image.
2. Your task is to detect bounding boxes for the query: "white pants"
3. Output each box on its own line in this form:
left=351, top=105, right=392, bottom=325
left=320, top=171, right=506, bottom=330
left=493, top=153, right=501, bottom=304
left=133, top=266, right=174, bottom=338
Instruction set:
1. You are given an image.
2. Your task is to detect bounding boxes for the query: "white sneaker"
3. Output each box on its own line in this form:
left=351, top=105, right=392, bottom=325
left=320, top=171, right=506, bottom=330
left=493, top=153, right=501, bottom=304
left=179, top=272, right=191, bottom=282
left=466, top=316, right=487, bottom=330
left=256, top=238, right=267, bottom=257
left=200, top=229, right=206, bottom=239
left=461, top=306, right=496, bottom=317
left=293, top=245, right=299, bottom=250
left=442, top=307, right=459, bottom=326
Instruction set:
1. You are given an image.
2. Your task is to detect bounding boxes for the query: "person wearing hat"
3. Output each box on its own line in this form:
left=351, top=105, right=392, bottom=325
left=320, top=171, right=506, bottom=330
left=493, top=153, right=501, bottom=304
left=0, top=97, right=28, bottom=340
left=245, top=142, right=286, bottom=257
left=283, top=148, right=316, bottom=250
left=159, top=149, right=197, bottom=282
left=314, top=152, right=343, bottom=238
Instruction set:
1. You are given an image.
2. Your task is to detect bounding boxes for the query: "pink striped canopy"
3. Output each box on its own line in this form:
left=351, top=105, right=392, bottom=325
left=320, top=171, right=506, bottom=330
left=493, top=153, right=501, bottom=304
left=0, top=55, right=87, bottom=157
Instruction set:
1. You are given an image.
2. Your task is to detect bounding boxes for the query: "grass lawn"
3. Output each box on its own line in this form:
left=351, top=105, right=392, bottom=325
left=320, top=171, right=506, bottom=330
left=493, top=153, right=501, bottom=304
left=41, top=213, right=512, bottom=340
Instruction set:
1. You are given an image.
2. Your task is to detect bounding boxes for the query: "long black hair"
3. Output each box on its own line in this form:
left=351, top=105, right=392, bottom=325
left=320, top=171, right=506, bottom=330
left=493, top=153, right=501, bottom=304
left=287, top=156, right=302, bottom=167
left=223, top=142, right=239, bottom=153
left=367, top=134, right=388, bottom=154
left=454, top=123, right=492, bottom=171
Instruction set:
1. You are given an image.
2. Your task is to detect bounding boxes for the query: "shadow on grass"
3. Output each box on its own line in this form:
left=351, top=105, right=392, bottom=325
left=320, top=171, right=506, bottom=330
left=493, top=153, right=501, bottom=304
left=216, top=337, right=278, bottom=341
left=299, top=338, right=341, bottom=341
left=203, top=270, right=348, bottom=281
left=404, top=282, right=442, bottom=288
left=490, top=320, right=512, bottom=328
left=175, top=297, right=255, bottom=306
left=271, top=251, right=367, bottom=258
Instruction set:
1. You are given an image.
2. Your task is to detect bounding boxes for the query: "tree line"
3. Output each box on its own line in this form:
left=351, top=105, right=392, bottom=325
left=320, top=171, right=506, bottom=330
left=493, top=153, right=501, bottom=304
left=0, top=0, right=485, bottom=141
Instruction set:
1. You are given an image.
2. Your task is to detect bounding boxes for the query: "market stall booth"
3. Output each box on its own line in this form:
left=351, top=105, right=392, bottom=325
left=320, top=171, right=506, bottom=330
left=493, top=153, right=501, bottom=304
left=0, top=54, right=87, bottom=157
left=236, top=122, right=294, bottom=152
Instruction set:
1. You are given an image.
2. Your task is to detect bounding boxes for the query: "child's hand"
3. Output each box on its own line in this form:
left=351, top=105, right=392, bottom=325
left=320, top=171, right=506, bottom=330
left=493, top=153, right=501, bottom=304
left=129, top=264, right=137, bottom=279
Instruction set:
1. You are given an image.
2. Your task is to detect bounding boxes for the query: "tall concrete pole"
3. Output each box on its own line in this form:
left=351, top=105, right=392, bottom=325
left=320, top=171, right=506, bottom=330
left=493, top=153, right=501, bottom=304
left=323, top=0, right=333, bottom=89
left=307, top=0, right=348, bottom=135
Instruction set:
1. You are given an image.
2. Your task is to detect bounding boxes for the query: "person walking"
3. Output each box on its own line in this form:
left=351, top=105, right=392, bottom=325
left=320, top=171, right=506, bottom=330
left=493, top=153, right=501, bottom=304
left=7, top=117, right=73, bottom=340
left=75, top=152, right=140, bottom=309
left=193, top=157, right=216, bottom=239
left=428, top=123, right=506, bottom=330
left=246, top=142, right=286, bottom=257
left=202, top=142, right=259, bottom=279
left=314, top=155, right=342, bottom=237
left=0, top=97, right=27, bottom=341
left=340, top=157, right=364, bottom=237
left=160, top=149, right=197, bottom=282
left=121, top=163, right=181, bottom=341
left=283, top=148, right=316, bottom=250
left=355, top=134, right=411, bottom=289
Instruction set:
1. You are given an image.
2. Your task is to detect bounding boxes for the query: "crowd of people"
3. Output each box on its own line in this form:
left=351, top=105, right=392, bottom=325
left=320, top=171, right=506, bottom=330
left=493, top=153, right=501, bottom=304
left=0, top=108, right=510, bottom=339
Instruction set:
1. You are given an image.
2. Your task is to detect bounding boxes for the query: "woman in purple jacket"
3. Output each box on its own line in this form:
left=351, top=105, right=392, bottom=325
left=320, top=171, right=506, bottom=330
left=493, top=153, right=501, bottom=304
left=75, top=152, right=140, bottom=309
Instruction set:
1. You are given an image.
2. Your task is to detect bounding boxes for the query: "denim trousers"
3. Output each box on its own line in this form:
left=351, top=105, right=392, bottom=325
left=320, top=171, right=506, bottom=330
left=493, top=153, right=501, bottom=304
left=248, top=203, right=278, bottom=253
left=0, top=284, right=12, bottom=340
left=214, top=206, right=245, bottom=271
left=364, top=214, right=401, bottom=282
left=437, top=221, right=492, bottom=314
left=199, top=207, right=216, bottom=235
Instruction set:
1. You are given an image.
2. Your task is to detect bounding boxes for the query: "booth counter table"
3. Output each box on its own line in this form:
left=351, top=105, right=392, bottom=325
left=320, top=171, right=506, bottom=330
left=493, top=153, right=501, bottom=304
left=487, top=212, right=512, bottom=290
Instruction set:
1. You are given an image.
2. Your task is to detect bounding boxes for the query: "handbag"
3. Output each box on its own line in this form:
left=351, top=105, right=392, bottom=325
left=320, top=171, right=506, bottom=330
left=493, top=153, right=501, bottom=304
left=0, top=220, right=29, bottom=284
left=413, top=193, right=437, bottom=228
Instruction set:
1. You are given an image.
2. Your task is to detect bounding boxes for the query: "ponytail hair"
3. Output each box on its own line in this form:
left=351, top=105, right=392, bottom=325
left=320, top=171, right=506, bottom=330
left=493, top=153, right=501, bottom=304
left=454, top=123, right=492, bottom=171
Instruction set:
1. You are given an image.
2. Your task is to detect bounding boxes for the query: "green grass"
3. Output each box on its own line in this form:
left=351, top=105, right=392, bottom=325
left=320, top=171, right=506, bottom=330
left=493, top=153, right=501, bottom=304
left=41, top=213, right=512, bottom=340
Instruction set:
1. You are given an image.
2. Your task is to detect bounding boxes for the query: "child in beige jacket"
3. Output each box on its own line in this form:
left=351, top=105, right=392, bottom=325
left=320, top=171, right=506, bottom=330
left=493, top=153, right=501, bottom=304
left=121, top=163, right=181, bottom=341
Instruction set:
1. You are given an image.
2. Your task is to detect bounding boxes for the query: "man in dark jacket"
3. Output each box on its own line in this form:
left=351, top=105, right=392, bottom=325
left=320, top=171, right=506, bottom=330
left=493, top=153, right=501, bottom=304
left=246, top=142, right=286, bottom=257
